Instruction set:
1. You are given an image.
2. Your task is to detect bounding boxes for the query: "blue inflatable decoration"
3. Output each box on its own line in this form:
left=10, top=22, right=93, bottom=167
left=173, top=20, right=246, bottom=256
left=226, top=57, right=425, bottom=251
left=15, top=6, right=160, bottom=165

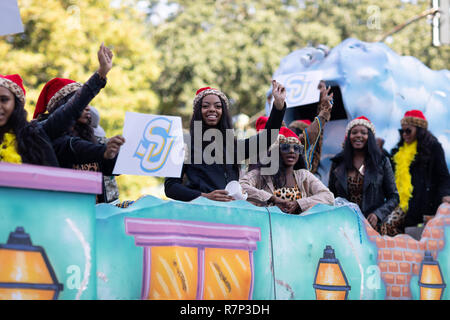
left=266, top=38, right=450, bottom=184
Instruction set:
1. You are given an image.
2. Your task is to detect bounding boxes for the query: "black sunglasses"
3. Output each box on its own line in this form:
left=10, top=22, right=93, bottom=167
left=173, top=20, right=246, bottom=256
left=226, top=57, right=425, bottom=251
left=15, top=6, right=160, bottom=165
left=280, top=143, right=303, bottom=154
left=399, top=128, right=412, bottom=135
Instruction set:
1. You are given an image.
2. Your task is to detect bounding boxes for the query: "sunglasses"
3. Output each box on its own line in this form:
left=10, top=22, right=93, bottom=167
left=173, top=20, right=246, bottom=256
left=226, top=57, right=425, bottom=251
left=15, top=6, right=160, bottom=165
left=399, top=128, right=412, bottom=135
left=280, top=143, right=303, bottom=154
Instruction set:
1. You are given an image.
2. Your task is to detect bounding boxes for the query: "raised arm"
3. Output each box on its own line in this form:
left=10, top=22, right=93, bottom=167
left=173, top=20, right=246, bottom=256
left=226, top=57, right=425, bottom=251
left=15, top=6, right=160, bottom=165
left=236, top=80, right=286, bottom=163
left=42, top=43, right=113, bottom=140
left=300, top=81, right=333, bottom=148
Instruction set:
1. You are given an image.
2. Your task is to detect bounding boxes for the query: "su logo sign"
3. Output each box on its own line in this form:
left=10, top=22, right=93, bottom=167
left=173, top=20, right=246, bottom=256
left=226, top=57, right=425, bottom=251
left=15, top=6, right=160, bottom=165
left=284, top=73, right=312, bottom=106
left=134, top=117, right=176, bottom=173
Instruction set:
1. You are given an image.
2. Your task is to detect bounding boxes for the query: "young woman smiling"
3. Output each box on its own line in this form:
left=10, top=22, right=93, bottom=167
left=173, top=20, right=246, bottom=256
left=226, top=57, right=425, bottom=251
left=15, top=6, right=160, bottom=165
left=239, top=127, right=334, bottom=214
left=328, top=116, right=399, bottom=230
left=164, top=80, right=287, bottom=202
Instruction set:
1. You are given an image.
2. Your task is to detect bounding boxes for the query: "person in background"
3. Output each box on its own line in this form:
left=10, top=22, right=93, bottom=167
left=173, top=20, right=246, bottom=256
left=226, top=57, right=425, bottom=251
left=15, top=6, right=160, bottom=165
left=89, top=106, right=120, bottom=204
left=164, top=80, right=287, bottom=202
left=240, top=126, right=334, bottom=214
left=328, top=116, right=399, bottom=231
left=33, top=43, right=125, bottom=203
left=386, top=110, right=450, bottom=233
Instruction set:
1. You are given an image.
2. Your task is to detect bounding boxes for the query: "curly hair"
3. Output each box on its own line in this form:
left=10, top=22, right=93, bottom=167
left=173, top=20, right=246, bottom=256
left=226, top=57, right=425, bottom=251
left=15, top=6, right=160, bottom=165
left=0, top=96, right=48, bottom=165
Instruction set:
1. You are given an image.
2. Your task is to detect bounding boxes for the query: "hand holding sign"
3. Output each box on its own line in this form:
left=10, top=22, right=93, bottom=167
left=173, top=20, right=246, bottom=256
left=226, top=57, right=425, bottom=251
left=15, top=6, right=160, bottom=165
left=274, top=71, right=323, bottom=108
left=272, top=80, right=287, bottom=110
left=113, top=112, right=184, bottom=177
left=104, top=135, right=125, bottom=159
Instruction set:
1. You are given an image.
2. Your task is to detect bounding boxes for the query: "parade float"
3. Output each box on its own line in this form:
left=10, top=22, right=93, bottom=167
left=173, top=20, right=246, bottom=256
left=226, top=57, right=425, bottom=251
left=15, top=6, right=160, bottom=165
left=268, top=38, right=450, bottom=184
left=1, top=38, right=449, bottom=300
left=1, top=161, right=449, bottom=300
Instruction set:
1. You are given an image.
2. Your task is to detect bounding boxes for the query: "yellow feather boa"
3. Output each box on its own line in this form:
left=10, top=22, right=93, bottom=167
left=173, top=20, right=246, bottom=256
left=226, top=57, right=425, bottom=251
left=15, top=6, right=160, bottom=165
left=393, top=140, right=417, bottom=212
left=0, top=133, right=22, bottom=164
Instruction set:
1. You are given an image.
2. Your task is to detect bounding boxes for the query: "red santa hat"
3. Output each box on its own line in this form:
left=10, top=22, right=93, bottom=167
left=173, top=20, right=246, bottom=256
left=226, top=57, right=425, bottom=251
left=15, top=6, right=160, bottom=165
left=0, top=74, right=26, bottom=105
left=278, top=126, right=302, bottom=145
left=345, top=116, right=376, bottom=137
left=193, top=86, right=230, bottom=110
left=255, top=116, right=269, bottom=132
left=33, top=78, right=82, bottom=119
left=401, top=109, right=428, bottom=129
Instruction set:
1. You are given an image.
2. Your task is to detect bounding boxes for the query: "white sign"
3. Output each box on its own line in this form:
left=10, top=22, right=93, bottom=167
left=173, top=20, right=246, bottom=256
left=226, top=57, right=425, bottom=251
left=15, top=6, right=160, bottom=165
left=113, top=112, right=185, bottom=177
left=274, top=71, right=323, bottom=108
left=0, top=0, right=24, bottom=36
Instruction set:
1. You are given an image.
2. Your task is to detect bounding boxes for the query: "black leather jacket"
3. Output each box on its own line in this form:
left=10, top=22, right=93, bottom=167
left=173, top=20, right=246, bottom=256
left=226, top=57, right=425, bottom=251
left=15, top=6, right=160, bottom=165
left=391, top=139, right=450, bottom=226
left=328, top=153, right=399, bottom=223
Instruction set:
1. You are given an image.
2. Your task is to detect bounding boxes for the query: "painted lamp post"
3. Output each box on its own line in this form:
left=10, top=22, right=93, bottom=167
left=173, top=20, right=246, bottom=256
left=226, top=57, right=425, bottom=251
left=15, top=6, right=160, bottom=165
left=0, top=227, right=63, bottom=300
left=313, top=245, right=351, bottom=300
left=418, top=251, right=446, bottom=300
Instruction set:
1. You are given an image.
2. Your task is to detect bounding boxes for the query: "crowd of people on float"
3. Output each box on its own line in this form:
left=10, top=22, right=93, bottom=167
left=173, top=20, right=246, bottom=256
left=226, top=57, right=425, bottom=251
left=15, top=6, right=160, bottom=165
left=0, top=44, right=449, bottom=236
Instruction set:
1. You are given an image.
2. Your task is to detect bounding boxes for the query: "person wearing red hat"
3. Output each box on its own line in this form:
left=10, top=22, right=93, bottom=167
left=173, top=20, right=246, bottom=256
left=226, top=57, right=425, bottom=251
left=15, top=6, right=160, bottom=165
left=36, top=43, right=125, bottom=203
left=0, top=73, right=61, bottom=166
left=164, top=80, right=287, bottom=202
left=255, top=116, right=269, bottom=132
left=240, top=126, right=334, bottom=214
left=328, top=116, right=399, bottom=231
left=385, top=109, right=450, bottom=234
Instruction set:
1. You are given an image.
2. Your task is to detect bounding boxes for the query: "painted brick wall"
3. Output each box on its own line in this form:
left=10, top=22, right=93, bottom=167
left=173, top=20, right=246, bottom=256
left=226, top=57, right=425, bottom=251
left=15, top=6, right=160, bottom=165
left=365, top=203, right=449, bottom=300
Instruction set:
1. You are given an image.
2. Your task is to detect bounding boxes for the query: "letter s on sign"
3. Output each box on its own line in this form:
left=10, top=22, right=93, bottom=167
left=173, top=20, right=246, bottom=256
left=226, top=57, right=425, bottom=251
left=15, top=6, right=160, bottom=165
left=134, top=117, right=175, bottom=173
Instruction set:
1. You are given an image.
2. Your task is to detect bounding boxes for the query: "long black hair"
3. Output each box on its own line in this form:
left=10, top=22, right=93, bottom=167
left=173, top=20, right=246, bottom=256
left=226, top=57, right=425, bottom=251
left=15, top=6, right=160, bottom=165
left=0, top=96, right=48, bottom=165
left=189, top=95, right=233, bottom=137
left=342, top=129, right=382, bottom=172
left=393, top=126, right=437, bottom=163
left=188, top=94, right=233, bottom=160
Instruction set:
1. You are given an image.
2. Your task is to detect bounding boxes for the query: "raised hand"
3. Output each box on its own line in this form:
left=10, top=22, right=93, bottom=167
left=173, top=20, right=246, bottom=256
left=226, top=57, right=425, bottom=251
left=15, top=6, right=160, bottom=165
left=272, top=80, right=286, bottom=110
left=97, top=43, right=114, bottom=79
left=201, top=190, right=234, bottom=202
left=318, top=80, right=333, bottom=118
left=104, top=135, right=125, bottom=159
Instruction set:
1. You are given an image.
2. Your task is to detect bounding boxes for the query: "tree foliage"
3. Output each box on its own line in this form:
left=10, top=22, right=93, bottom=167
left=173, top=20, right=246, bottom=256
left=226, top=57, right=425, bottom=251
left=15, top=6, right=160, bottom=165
left=148, top=0, right=449, bottom=123
left=0, top=0, right=162, bottom=200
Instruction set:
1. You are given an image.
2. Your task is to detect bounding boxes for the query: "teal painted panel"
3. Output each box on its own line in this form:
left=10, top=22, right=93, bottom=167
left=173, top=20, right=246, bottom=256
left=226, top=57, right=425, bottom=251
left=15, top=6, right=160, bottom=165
left=0, top=186, right=96, bottom=300
left=95, top=196, right=275, bottom=300
left=269, top=204, right=385, bottom=300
